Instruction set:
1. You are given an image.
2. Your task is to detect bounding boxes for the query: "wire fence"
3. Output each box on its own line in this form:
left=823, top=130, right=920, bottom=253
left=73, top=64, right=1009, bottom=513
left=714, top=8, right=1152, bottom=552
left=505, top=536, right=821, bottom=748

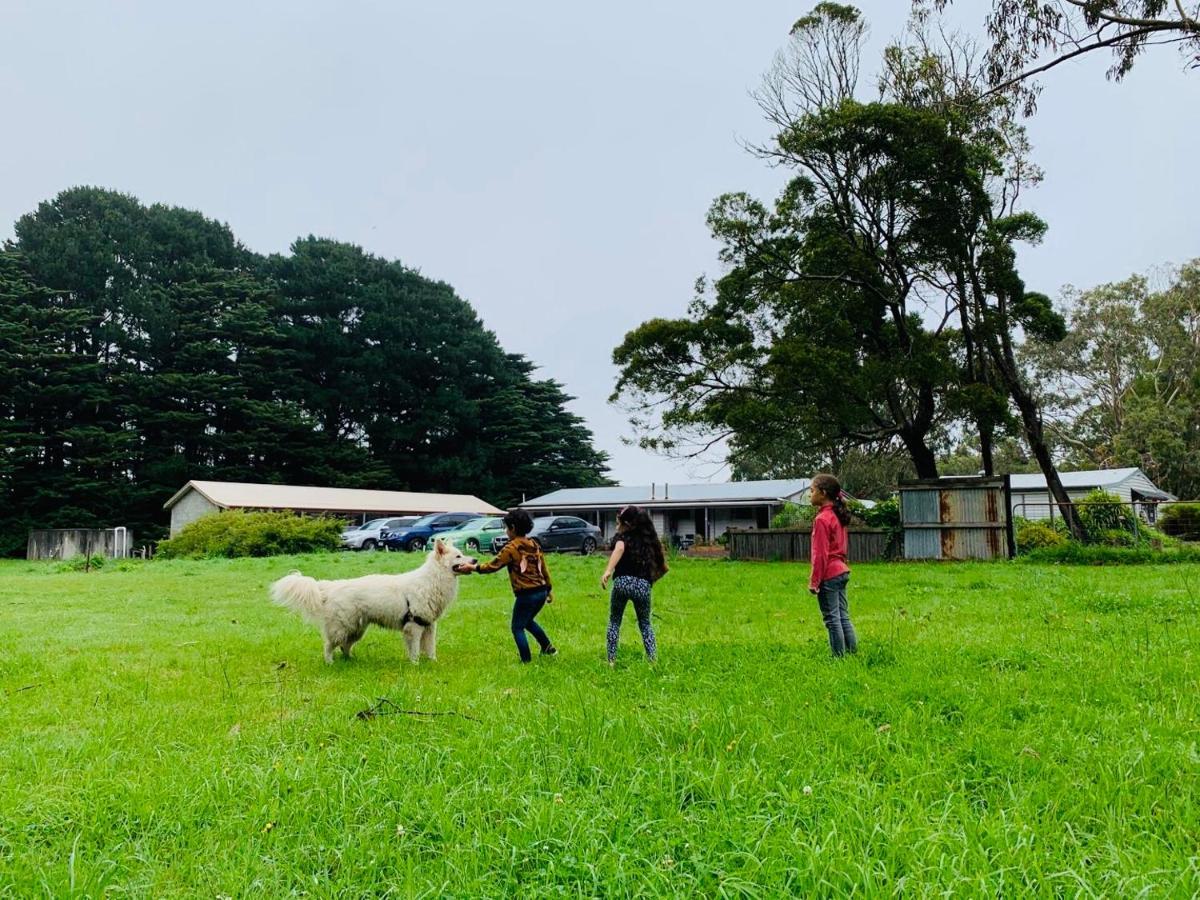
left=1012, top=498, right=1200, bottom=541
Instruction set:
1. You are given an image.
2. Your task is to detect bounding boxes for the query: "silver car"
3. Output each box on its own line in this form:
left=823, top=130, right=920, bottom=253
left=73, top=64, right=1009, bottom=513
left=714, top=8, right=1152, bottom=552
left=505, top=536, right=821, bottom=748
left=341, top=516, right=418, bottom=551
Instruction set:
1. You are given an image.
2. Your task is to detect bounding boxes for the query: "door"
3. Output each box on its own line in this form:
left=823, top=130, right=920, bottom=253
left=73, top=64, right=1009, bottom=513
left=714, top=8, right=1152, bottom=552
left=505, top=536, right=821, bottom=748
left=545, top=517, right=574, bottom=550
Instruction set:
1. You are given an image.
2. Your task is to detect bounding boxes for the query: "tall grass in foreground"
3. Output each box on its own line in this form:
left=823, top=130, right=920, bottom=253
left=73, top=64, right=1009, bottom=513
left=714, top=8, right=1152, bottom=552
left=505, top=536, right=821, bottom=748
left=1, top=554, right=1197, bottom=896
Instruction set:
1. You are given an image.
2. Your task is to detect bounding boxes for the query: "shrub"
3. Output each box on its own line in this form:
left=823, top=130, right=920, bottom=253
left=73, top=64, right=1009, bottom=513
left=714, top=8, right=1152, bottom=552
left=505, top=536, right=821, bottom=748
left=1021, top=543, right=1200, bottom=565
left=1159, top=503, right=1200, bottom=542
left=1016, top=519, right=1067, bottom=553
left=54, top=554, right=106, bottom=572
left=156, top=511, right=343, bottom=559
left=1076, top=489, right=1139, bottom=543
left=853, top=496, right=902, bottom=558
left=770, top=501, right=815, bottom=529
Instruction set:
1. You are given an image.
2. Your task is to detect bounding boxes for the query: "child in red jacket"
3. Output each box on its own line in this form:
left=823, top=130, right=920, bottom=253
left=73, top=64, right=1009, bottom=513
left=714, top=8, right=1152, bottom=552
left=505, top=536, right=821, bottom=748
left=809, top=473, right=857, bottom=657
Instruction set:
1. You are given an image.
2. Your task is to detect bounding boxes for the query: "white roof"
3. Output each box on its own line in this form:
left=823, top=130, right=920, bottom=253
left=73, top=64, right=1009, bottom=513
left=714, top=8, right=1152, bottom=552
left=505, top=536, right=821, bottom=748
left=522, top=479, right=810, bottom=509
left=164, top=480, right=503, bottom=515
left=1008, top=467, right=1172, bottom=498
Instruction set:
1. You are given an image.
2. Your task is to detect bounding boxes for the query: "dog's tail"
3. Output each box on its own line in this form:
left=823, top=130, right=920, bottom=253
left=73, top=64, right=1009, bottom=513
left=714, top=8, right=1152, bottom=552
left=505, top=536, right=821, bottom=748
left=270, top=571, right=325, bottom=623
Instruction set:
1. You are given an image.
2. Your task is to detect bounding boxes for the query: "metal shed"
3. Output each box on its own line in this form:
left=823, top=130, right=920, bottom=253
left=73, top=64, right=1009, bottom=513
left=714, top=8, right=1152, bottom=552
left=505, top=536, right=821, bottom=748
left=899, top=476, right=1012, bottom=560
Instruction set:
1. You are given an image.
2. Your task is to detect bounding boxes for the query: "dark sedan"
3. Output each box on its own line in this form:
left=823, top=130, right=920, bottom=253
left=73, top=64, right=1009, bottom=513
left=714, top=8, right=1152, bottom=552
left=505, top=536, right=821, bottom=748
left=491, top=515, right=602, bottom=555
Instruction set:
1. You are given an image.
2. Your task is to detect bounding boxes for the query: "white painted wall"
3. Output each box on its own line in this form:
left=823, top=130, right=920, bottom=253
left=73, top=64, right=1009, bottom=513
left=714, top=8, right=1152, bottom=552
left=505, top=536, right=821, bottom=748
left=1011, top=486, right=1158, bottom=522
left=170, top=490, right=220, bottom=535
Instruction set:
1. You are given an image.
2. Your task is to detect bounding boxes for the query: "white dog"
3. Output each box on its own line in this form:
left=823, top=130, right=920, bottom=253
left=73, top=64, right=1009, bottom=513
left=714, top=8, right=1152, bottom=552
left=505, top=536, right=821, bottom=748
left=270, top=538, right=476, bottom=664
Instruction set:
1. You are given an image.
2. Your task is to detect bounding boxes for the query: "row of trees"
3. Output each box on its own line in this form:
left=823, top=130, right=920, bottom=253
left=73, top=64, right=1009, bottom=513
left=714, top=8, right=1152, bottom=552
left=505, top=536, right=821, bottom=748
left=0, top=188, right=610, bottom=555
left=611, top=2, right=1199, bottom=537
left=1027, top=262, right=1200, bottom=500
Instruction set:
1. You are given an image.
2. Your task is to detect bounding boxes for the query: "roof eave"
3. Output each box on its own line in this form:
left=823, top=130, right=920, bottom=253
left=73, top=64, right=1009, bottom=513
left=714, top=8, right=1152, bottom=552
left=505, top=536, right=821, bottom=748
left=163, top=481, right=227, bottom=511
left=521, top=497, right=796, bottom=510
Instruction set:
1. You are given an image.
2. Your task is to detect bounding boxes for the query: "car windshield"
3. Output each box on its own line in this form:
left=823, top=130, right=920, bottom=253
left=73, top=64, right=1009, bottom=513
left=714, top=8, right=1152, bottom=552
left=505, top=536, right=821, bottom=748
left=409, top=513, right=442, bottom=527
left=457, top=517, right=494, bottom=531
left=360, top=519, right=389, bottom=530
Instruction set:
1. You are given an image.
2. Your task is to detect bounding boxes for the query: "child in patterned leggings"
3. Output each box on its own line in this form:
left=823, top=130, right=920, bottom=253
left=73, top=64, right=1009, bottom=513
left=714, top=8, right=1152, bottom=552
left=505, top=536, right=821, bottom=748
left=601, top=506, right=667, bottom=665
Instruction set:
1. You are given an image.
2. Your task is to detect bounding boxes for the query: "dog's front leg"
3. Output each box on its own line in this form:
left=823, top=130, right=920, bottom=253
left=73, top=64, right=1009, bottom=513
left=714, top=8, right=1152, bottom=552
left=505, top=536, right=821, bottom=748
left=420, top=622, right=437, bottom=661
left=402, top=624, right=422, bottom=664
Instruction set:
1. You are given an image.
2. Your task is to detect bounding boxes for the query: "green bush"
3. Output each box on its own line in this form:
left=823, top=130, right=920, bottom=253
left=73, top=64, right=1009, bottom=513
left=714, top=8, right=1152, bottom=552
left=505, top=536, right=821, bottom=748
left=1015, top=519, right=1067, bottom=553
left=853, top=496, right=901, bottom=558
left=156, top=511, right=343, bottom=559
left=53, top=554, right=106, bottom=572
left=1076, top=489, right=1139, bottom=543
left=1159, top=503, right=1200, bottom=542
left=1021, top=543, right=1200, bottom=565
left=770, top=501, right=815, bottom=529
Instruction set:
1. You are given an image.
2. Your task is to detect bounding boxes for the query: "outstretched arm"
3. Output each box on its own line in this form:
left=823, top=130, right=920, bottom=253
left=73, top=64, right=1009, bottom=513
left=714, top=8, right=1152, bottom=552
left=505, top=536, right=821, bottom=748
left=473, top=541, right=515, bottom=575
left=601, top=540, right=624, bottom=590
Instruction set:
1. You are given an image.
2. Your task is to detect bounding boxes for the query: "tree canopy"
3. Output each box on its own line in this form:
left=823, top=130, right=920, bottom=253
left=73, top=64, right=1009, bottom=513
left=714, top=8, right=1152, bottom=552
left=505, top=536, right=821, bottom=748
left=0, top=187, right=610, bottom=554
left=914, top=0, right=1200, bottom=111
left=613, top=5, right=1081, bottom=535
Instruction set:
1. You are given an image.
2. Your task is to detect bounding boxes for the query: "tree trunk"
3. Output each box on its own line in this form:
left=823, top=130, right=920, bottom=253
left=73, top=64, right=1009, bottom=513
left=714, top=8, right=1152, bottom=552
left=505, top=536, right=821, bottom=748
left=985, top=335, right=1085, bottom=539
left=900, top=428, right=939, bottom=479
left=979, top=419, right=995, bottom=476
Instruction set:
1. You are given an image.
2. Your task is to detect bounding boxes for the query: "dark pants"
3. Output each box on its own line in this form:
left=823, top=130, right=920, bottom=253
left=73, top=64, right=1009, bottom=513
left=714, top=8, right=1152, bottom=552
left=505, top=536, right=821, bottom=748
left=511, top=589, right=551, bottom=662
left=816, top=572, right=857, bottom=657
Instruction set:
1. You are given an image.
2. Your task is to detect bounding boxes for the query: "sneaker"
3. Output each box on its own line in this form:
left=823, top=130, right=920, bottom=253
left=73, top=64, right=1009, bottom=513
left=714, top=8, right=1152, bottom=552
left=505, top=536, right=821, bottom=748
left=541, top=645, right=558, bottom=656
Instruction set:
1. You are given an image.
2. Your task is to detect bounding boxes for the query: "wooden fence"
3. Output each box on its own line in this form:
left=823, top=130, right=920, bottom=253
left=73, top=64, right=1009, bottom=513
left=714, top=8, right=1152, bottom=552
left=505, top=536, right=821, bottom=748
left=26, top=528, right=134, bottom=561
left=727, top=527, right=889, bottom=563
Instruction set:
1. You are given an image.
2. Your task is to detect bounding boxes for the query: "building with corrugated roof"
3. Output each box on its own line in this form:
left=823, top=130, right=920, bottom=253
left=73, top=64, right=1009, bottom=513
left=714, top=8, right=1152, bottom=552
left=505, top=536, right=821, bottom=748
left=519, top=479, right=810, bottom=543
left=1006, top=467, right=1175, bottom=522
left=163, top=480, right=503, bottom=536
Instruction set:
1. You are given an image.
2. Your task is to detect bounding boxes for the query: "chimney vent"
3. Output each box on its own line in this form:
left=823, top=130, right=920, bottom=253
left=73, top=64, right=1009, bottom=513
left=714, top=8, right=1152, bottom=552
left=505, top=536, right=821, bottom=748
left=651, top=482, right=656, bottom=501
left=665, top=483, right=670, bottom=500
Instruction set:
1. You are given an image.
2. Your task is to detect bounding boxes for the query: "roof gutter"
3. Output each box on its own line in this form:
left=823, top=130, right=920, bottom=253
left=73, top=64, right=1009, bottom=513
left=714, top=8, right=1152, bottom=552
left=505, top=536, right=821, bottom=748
left=521, top=498, right=794, bottom=511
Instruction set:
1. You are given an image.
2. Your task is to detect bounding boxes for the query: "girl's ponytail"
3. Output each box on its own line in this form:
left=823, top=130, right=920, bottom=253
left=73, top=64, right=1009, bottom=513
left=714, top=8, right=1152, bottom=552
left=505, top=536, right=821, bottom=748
left=812, top=473, right=853, bottom=526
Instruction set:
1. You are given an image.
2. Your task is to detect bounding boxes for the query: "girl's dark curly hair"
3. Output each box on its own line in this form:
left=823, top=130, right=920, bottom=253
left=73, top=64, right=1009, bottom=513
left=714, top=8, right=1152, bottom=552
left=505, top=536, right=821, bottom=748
left=616, top=505, right=666, bottom=580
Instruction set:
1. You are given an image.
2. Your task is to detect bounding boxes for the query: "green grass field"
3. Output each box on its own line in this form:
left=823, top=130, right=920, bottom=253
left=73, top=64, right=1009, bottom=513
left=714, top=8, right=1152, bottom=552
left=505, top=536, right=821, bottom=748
left=1, top=552, right=1198, bottom=897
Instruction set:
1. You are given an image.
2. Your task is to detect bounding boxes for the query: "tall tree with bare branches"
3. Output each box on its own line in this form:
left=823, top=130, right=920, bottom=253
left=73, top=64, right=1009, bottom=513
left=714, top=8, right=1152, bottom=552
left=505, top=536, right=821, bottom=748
left=913, top=0, right=1200, bottom=112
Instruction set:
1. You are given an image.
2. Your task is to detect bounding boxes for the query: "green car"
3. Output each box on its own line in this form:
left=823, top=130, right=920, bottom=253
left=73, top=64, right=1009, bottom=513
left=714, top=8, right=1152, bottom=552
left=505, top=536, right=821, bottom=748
left=435, top=516, right=506, bottom=553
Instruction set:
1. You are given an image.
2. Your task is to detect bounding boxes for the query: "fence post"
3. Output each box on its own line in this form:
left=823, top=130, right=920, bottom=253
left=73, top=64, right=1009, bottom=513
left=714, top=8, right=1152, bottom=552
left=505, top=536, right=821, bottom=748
left=1003, top=475, right=1016, bottom=559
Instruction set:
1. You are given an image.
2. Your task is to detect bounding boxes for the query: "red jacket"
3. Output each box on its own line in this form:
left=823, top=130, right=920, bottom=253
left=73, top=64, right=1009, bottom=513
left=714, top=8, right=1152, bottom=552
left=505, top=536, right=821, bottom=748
left=810, top=505, right=850, bottom=591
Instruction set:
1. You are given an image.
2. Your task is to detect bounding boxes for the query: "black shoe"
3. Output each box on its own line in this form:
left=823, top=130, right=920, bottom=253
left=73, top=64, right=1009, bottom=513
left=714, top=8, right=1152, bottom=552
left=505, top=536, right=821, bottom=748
left=541, top=645, right=558, bottom=656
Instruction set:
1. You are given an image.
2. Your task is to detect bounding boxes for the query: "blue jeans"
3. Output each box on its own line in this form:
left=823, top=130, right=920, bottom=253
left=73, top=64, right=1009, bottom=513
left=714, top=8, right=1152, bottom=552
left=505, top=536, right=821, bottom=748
left=816, top=572, right=857, bottom=657
left=511, top=589, right=551, bottom=662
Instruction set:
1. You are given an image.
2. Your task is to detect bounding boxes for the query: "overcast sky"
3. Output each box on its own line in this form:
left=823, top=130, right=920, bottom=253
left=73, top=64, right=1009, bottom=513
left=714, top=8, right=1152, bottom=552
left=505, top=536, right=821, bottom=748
left=3, top=2, right=1198, bottom=487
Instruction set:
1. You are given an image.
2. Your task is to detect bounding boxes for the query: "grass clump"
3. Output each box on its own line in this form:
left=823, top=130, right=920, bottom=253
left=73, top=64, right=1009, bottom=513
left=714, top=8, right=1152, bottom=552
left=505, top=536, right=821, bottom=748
left=156, top=510, right=343, bottom=559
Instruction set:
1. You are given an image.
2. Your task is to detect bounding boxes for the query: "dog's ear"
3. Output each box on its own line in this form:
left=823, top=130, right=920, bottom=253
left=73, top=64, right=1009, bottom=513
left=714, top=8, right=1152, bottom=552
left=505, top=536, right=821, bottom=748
left=434, top=538, right=447, bottom=555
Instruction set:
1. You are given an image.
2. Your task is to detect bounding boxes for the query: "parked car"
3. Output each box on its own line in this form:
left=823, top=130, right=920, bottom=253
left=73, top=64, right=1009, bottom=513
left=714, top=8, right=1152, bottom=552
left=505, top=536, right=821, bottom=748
left=341, top=516, right=418, bottom=551
left=434, top=516, right=506, bottom=553
left=380, top=512, right=483, bottom=552
left=490, top=515, right=601, bottom=555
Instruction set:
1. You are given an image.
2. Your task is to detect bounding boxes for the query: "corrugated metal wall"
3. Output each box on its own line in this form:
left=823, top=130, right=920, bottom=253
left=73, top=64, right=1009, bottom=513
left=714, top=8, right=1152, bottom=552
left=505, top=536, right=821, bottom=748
left=900, top=477, right=1011, bottom=561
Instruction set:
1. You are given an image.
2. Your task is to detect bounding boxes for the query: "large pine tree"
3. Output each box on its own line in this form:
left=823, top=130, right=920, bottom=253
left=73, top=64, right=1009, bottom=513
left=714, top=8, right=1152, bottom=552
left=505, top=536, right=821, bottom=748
left=0, top=188, right=609, bottom=553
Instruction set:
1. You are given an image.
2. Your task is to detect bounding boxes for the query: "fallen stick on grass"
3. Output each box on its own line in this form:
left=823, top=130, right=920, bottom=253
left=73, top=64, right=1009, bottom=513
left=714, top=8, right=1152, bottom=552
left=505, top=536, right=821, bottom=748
left=355, top=698, right=479, bottom=722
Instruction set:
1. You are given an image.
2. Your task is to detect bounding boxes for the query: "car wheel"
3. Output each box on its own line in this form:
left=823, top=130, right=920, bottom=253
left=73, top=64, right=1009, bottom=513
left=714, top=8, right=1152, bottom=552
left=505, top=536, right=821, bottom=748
left=465, top=538, right=480, bottom=552
left=361, top=539, right=377, bottom=551
left=580, top=536, right=597, bottom=556
left=407, top=537, right=426, bottom=552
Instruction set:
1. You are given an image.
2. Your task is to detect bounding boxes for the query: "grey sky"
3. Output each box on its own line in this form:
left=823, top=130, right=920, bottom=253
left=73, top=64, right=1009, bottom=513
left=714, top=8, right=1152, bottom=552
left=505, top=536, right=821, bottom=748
left=3, top=2, right=1198, bottom=487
